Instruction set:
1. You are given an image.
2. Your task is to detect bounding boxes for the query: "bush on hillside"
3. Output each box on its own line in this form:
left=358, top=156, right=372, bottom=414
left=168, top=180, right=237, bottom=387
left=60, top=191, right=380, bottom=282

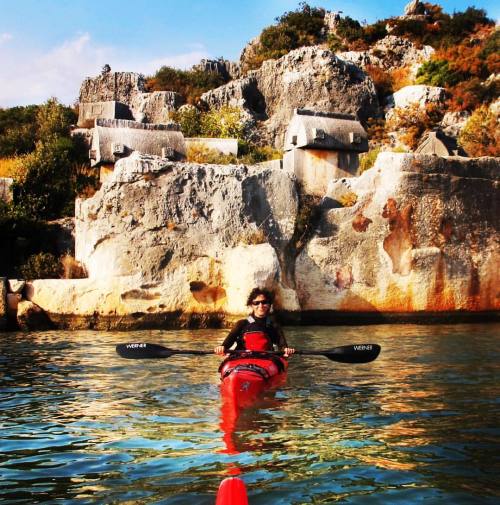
left=146, top=66, right=226, bottom=105
left=170, top=107, right=203, bottom=137
left=199, top=106, right=246, bottom=139
left=459, top=106, right=500, bottom=157
left=15, top=136, right=79, bottom=220
left=0, top=105, right=38, bottom=156
left=20, top=252, right=62, bottom=280
left=387, top=103, right=443, bottom=150
left=243, top=2, right=326, bottom=71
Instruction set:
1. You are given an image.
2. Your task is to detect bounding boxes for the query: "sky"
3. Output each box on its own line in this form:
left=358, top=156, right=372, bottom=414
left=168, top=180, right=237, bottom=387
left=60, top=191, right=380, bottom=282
left=0, top=0, right=498, bottom=107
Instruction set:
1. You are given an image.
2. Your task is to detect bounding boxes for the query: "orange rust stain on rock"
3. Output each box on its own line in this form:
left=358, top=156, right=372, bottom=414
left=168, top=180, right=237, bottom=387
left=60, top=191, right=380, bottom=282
left=335, top=265, right=353, bottom=290
left=426, top=253, right=456, bottom=311
left=382, top=198, right=414, bottom=276
left=309, top=149, right=331, bottom=161
left=189, top=281, right=226, bottom=307
left=352, top=213, right=372, bottom=232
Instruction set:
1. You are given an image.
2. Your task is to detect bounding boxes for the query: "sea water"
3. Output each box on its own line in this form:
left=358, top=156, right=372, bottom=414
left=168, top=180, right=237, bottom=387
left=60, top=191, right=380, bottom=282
left=0, top=324, right=499, bottom=504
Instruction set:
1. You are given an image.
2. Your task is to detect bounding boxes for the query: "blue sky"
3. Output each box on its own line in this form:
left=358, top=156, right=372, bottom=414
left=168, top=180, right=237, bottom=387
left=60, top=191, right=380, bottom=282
left=0, top=0, right=498, bottom=107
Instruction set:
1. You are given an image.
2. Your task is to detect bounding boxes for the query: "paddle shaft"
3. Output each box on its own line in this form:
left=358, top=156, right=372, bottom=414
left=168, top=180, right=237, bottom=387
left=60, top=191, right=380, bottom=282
left=116, top=343, right=381, bottom=363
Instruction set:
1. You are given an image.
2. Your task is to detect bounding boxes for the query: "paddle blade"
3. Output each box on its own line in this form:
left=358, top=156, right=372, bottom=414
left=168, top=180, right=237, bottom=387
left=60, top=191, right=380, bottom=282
left=115, top=343, right=173, bottom=359
left=324, top=344, right=380, bottom=363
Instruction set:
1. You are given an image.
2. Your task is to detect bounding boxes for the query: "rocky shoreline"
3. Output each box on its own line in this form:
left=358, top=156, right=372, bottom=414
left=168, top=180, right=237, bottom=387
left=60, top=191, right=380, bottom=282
left=2, top=152, right=498, bottom=331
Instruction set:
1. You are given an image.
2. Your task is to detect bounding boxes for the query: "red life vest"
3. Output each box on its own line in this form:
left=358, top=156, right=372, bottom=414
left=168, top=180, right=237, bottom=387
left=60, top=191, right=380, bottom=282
left=241, top=316, right=273, bottom=351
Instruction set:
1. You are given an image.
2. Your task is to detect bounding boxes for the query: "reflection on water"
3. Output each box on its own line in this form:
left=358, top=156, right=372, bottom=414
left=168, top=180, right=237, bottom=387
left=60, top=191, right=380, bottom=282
left=0, top=325, right=499, bottom=504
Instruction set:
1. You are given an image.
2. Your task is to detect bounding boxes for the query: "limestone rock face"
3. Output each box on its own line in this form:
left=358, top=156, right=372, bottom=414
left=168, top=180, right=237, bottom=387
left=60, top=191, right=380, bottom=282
left=202, top=46, right=379, bottom=146
left=80, top=72, right=145, bottom=105
left=70, top=153, right=298, bottom=325
left=338, top=36, right=434, bottom=74
left=296, top=153, right=499, bottom=314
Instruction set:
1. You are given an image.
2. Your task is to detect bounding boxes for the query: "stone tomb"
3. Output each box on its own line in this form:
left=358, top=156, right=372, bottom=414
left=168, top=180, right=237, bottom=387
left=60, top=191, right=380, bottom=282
left=283, top=109, right=368, bottom=195
left=89, top=119, right=186, bottom=182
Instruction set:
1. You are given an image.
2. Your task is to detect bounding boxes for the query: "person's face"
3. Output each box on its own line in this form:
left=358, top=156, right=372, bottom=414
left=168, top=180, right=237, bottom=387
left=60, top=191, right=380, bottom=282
left=251, top=295, right=271, bottom=318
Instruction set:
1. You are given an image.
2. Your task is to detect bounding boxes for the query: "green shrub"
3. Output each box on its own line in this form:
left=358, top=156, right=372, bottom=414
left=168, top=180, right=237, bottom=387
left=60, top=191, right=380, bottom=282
left=244, top=2, right=326, bottom=70
left=146, top=66, right=226, bottom=104
left=170, top=107, right=202, bottom=137
left=0, top=105, right=38, bottom=156
left=238, top=142, right=282, bottom=165
left=200, top=106, right=246, bottom=139
left=359, top=148, right=380, bottom=174
left=459, top=106, right=500, bottom=157
left=335, top=16, right=363, bottom=43
left=327, top=33, right=346, bottom=53
left=20, top=252, right=62, bottom=279
left=416, top=59, right=463, bottom=87
left=36, top=97, right=76, bottom=140
left=15, top=136, right=77, bottom=220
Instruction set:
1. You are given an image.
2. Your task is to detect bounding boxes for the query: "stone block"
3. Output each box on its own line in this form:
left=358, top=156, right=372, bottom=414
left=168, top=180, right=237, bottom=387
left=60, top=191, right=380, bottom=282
left=7, top=279, right=25, bottom=294
left=17, top=300, right=53, bottom=331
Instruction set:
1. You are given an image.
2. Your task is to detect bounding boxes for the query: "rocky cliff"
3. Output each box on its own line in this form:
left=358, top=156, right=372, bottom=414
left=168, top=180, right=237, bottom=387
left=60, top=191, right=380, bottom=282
left=23, top=153, right=499, bottom=329
left=202, top=46, right=379, bottom=147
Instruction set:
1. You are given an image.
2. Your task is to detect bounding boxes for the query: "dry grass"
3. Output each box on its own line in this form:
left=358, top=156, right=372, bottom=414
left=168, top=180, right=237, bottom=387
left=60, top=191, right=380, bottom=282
left=186, top=143, right=237, bottom=165
left=60, top=254, right=87, bottom=279
left=339, top=191, right=358, bottom=207
left=239, top=227, right=267, bottom=245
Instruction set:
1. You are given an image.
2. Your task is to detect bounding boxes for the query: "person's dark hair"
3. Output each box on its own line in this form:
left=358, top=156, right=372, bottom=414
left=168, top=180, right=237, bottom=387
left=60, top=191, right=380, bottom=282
left=246, top=287, right=274, bottom=306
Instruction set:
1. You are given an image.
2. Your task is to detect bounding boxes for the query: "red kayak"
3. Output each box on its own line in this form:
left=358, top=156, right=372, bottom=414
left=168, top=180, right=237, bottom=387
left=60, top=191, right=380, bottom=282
left=216, top=477, right=248, bottom=505
left=219, top=352, right=288, bottom=408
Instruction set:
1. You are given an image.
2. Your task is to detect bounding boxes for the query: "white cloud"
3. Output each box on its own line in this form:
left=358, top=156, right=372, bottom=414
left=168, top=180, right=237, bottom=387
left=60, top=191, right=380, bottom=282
left=0, top=33, right=211, bottom=108
left=0, top=33, right=13, bottom=45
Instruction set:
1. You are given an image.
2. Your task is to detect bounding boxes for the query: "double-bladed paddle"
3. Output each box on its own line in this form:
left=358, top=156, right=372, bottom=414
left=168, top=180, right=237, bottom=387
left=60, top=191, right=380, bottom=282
left=115, top=343, right=381, bottom=364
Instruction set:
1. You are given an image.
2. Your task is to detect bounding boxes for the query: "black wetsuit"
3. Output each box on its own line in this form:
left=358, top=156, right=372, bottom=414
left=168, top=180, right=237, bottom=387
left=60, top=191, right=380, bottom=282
left=221, top=315, right=288, bottom=351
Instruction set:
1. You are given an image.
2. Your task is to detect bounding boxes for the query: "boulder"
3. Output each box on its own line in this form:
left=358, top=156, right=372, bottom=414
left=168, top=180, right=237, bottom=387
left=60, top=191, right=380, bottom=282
left=404, top=0, right=425, bottom=16
left=17, top=300, right=53, bottom=331
left=7, top=279, right=25, bottom=294
left=440, top=111, right=471, bottom=138
left=338, top=36, right=433, bottom=74
left=388, top=85, right=446, bottom=110
left=295, top=153, right=500, bottom=316
left=202, top=46, right=379, bottom=147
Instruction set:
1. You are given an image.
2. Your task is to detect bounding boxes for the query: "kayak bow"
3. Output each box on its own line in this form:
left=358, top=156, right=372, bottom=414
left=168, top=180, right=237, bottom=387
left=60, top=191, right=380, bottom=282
left=216, top=477, right=248, bottom=505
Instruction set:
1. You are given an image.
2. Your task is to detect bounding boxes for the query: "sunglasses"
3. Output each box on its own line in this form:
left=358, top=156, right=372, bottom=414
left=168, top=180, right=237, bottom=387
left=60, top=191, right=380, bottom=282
left=251, top=300, right=271, bottom=306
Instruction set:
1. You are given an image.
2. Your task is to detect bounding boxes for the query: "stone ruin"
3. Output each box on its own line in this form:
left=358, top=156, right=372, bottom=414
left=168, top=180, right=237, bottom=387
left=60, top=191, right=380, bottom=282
left=78, top=69, right=183, bottom=127
left=283, top=109, right=368, bottom=195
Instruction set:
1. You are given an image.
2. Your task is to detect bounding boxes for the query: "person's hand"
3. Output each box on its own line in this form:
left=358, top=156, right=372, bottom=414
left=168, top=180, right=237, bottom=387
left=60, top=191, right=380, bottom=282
left=284, top=347, right=295, bottom=357
left=214, top=346, right=226, bottom=355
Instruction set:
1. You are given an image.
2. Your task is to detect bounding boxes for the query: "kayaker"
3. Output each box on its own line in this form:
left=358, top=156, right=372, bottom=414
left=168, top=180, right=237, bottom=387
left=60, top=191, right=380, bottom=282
left=214, top=287, right=295, bottom=357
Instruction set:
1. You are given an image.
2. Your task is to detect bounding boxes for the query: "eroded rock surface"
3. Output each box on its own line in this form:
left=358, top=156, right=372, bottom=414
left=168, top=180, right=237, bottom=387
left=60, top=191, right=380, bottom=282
left=202, top=46, right=379, bottom=146
left=25, top=153, right=499, bottom=329
left=296, top=153, right=499, bottom=314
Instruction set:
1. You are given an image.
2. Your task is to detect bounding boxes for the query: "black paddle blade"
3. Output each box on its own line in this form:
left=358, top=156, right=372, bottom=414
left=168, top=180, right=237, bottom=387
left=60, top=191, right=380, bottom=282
left=116, top=343, right=173, bottom=359
left=323, top=344, right=381, bottom=363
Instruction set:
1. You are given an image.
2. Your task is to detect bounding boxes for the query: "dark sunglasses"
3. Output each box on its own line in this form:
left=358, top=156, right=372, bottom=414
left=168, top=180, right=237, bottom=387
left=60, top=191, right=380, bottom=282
left=251, top=300, right=271, bottom=306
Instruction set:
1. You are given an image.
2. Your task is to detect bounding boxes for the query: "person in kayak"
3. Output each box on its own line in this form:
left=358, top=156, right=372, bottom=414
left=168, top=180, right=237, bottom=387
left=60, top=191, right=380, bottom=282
left=214, top=287, right=295, bottom=357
